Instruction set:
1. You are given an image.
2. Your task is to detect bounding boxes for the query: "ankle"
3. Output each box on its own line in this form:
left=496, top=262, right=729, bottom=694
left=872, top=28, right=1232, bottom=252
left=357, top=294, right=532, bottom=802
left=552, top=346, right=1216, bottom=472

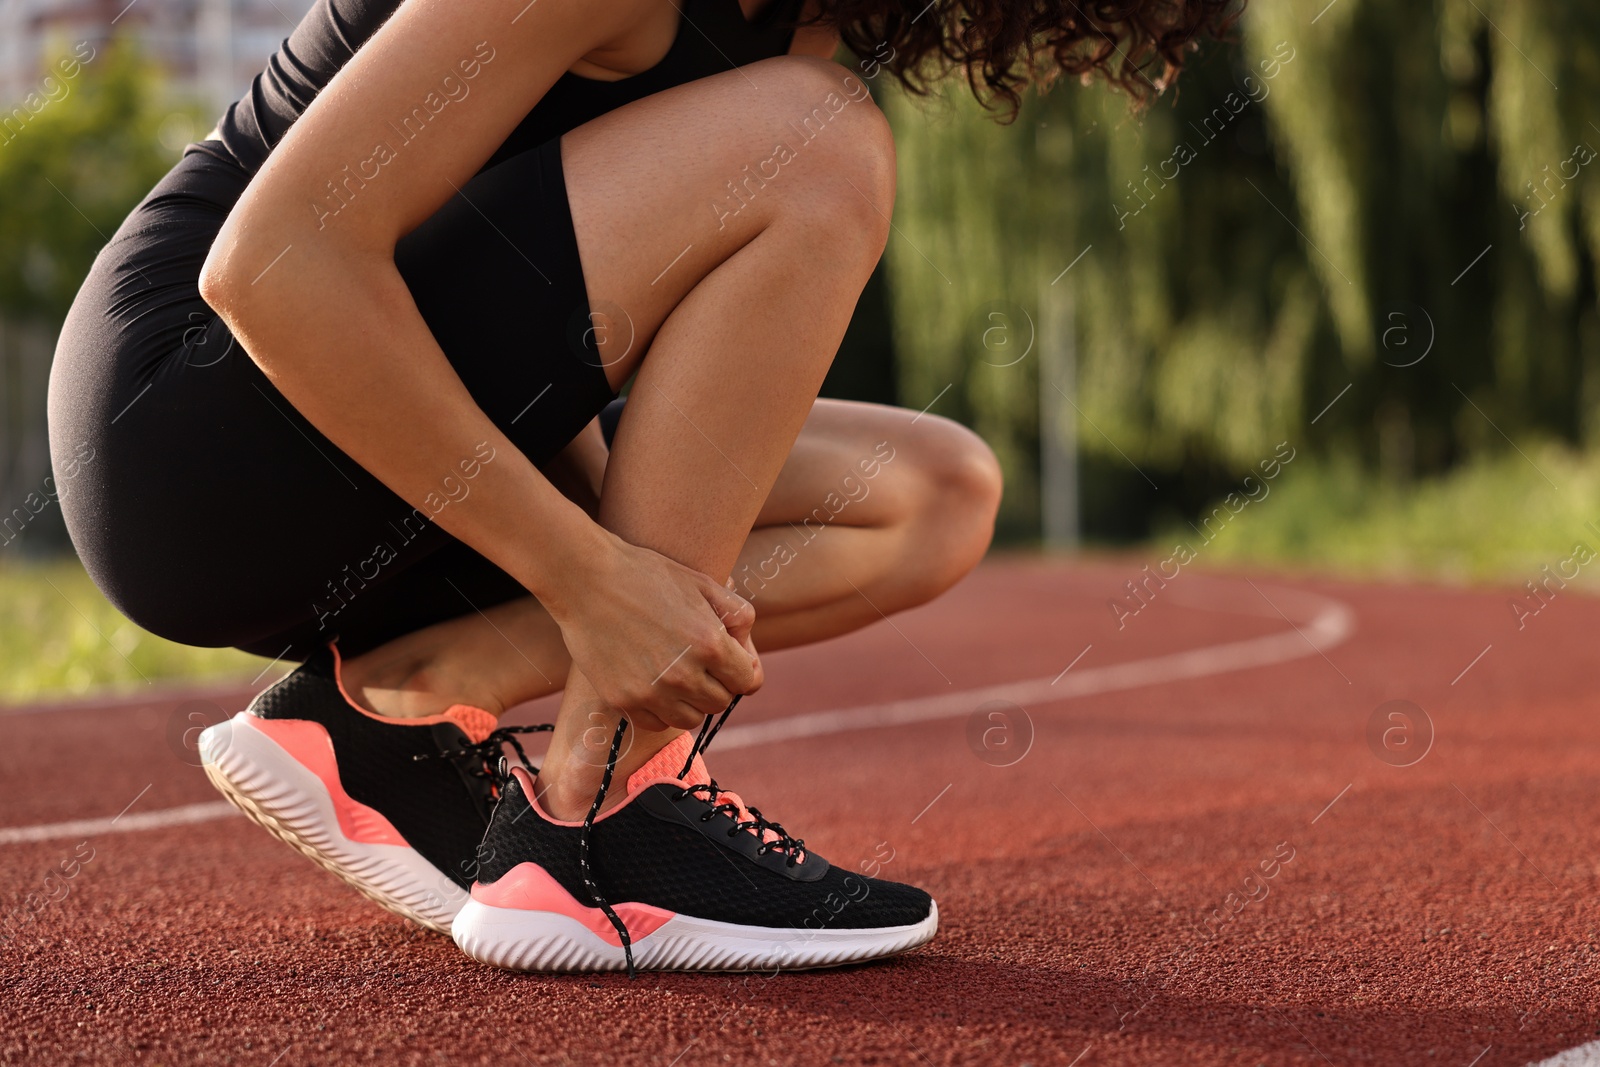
left=341, top=653, right=506, bottom=719
left=403, top=663, right=507, bottom=717
left=533, top=771, right=603, bottom=822
left=533, top=744, right=645, bottom=821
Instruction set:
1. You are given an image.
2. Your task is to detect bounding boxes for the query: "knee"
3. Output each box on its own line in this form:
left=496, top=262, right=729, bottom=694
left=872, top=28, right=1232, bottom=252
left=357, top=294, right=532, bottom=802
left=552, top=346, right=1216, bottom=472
left=751, top=56, right=896, bottom=258
left=896, top=415, right=1004, bottom=597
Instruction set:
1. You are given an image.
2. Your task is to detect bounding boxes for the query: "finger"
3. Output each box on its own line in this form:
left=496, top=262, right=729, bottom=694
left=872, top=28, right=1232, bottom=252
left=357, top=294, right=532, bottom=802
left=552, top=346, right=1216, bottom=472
left=651, top=637, right=739, bottom=717
left=667, top=698, right=715, bottom=732
left=626, top=708, right=671, bottom=735
left=702, top=626, right=758, bottom=696
left=633, top=676, right=714, bottom=729
left=687, top=653, right=741, bottom=713
left=740, top=633, right=765, bottom=693
left=652, top=689, right=721, bottom=732
left=697, top=574, right=756, bottom=642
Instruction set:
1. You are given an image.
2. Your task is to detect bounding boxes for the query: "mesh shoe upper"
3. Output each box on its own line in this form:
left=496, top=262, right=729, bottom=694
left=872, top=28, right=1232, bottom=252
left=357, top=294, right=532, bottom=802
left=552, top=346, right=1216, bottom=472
left=248, top=643, right=505, bottom=889
left=477, top=734, right=933, bottom=931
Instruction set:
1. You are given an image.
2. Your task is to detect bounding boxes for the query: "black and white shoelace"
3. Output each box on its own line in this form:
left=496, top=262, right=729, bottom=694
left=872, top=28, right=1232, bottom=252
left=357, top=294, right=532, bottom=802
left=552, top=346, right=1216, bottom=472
left=416, top=723, right=554, bottom=798
left=580, top=695, right=807, bottom=977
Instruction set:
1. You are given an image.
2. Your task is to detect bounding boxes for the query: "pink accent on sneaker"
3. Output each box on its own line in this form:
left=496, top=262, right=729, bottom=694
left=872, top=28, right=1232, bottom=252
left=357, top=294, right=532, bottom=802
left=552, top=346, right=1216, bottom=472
left=627, top=731, right=710, bottom=791
left=501, top=740, right=712, bottom=831
left=327, top=642, right=496, bottom=743
left=510, top=736, right=800, bottom=858
left=471, top=862, right=675, bottom=946
left=509, top=766, right=627, bottom=828
left=625, top=731, right=797, bottom=856
left=440, top=705, right=497, bottom=744
left=248, top=717, right=408, bottom=846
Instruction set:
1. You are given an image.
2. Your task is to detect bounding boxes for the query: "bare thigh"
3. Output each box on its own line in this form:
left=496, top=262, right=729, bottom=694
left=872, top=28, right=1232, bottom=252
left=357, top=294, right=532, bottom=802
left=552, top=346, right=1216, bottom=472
left=756, top=399, right=930, bottom=528
left=557, top=54, right=896, bottom=391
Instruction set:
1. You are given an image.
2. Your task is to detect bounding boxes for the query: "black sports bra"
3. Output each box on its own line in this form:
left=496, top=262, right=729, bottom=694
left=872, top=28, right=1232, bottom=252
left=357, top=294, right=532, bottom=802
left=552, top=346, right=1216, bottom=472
left=211, top=0, right=804, bottom=175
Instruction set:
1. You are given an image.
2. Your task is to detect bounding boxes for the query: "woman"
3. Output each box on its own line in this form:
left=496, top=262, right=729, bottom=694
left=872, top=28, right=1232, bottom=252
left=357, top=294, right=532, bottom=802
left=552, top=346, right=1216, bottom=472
left=47, top=0, right=1234, bottom=972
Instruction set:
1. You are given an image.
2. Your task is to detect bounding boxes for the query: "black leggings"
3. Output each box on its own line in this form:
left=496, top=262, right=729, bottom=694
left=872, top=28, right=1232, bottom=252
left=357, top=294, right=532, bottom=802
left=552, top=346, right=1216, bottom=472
left=46, top=139, right=621, bottom=661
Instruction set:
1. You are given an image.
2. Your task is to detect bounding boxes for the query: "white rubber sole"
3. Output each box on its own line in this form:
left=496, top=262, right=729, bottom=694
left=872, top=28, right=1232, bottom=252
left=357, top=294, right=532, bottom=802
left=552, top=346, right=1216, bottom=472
left=198, top=713, right=467, bottom=934
left=452, top=896, right=939, bottom=973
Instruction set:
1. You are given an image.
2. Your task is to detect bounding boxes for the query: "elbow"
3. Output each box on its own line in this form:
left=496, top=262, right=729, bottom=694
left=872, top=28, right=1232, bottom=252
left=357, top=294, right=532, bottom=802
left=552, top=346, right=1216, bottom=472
left=198, top=237, right=247, bottom=322
left=198, top=207, right=392, bottom=373
left=196, top=260, right=228, bottom=316
left=196, top=232, right=300, bottom=378
left=196, top=227, right=318, bottom=361
left=198, top=211, right=309, bottom=325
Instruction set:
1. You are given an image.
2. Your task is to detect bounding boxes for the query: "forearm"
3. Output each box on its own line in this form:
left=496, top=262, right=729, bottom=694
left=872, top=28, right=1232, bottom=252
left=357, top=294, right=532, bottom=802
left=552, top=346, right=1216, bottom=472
left=189, top=0, right=677, bottom=612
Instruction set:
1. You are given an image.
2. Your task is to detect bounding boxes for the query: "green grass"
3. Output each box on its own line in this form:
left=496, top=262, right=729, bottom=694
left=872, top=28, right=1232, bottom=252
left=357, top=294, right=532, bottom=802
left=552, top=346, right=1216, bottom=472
left=1169, top=443, right=1600, bottom=589
left=3, top=444, right=1596, bottom=704
left=0, top=557, right=266, bottom=705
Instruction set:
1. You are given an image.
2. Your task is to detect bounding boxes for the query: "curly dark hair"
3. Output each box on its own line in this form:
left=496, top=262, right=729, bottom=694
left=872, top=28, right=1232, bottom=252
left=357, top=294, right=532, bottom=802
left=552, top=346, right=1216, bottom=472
left=805, top=0, right=1244, bottom=119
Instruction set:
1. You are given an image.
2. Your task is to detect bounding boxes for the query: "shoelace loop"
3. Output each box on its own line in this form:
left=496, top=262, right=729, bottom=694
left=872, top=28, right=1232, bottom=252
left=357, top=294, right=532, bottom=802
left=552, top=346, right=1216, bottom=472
left=676, top=699, right=738, bottom=778
left=414, top=724, right=555, bottom=797
left=581, top=716, right=635, bottom=976
left=677, top=783, right=805, bottom=864
left=674, top=697, right=805, bottom=861
left=581, top=696, right=752, bottom=977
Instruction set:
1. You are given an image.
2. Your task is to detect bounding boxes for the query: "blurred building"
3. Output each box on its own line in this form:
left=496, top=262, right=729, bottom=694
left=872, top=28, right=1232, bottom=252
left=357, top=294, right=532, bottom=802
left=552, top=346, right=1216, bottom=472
left=0, top=0, right=316, bottom=119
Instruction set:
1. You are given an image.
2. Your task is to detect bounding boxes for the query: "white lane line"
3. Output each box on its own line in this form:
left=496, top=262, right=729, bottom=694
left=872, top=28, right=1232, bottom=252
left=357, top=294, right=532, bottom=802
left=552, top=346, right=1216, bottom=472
left=0, top=801, right=238, bottom=845
left=0, top=582, right=1355, bottom=847
left=714, top=585, right=1353, bottom=752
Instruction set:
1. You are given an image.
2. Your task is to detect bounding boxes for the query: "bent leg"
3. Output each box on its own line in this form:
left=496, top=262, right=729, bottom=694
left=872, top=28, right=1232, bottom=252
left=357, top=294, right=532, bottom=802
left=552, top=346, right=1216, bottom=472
left=528, top=56, right=900, bottom=815
left=342, top=400, right=1002, bottom=716
left=343, top=57, right=1002, bottom=806
left=733, top=400, right=1002, bottom=650
left=347, top=55, right=895, bottom=752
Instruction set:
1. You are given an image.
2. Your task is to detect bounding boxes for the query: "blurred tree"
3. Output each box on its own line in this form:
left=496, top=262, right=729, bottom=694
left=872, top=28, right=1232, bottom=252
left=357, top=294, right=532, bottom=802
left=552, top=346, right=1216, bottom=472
left=820, top=260, right=898, bottom=406
left=0, top=38, right=201, bottom=556
left=882, top=0, right=1600, bottom=543
left=0, top=39, right=190, bottom=323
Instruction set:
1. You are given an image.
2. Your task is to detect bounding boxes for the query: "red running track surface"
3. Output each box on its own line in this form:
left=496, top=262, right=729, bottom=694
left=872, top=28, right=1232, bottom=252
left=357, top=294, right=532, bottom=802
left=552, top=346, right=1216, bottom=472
left=2, top=557, right=1598, bottom=1066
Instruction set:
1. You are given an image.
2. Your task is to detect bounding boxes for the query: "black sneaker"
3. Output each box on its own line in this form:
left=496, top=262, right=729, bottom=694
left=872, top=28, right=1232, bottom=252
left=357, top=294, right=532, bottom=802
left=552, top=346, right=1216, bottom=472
left=450, top=707, right=938, bottom=972
left=198, top=642, right=548, bottom=933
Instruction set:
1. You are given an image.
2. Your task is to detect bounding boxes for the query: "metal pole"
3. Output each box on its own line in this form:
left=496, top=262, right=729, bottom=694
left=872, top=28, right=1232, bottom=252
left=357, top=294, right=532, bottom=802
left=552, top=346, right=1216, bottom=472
left=1039, top=271, right=1079, bottom=549
left=198, top=0, right=234, bottom=118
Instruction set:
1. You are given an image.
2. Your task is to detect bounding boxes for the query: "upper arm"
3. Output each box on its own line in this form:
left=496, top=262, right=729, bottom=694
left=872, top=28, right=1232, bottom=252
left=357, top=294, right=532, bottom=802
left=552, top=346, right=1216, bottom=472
left=787, top=0, right=841, bottom=60
left=202, top=0, right=651, bottom=300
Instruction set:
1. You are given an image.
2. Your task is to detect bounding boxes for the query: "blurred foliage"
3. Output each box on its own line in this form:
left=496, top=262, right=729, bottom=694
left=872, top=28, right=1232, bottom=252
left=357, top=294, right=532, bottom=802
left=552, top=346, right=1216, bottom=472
left=0, top=42, right=241, bottom=702
left=881, top=0, right=1600, bottom=544
left=1181, top=441, right=1600, bottom=591
left=0, top=37, right=199, bottom=322
left=9, top=8, right=1600, bottom=698
left=0, top=558, right=263, bottom=704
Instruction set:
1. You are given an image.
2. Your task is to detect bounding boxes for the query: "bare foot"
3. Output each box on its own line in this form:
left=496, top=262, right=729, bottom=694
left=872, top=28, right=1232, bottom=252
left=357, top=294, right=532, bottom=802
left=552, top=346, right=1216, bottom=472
left=334, top=600, right=569, bottom=719
left=339, top=649, right=507, bottom=719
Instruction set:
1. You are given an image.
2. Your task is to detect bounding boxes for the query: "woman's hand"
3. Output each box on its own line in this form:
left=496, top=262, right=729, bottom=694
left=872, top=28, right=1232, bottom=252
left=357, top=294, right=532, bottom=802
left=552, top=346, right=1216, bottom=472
left=548, top=531, right=762, bottom=733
